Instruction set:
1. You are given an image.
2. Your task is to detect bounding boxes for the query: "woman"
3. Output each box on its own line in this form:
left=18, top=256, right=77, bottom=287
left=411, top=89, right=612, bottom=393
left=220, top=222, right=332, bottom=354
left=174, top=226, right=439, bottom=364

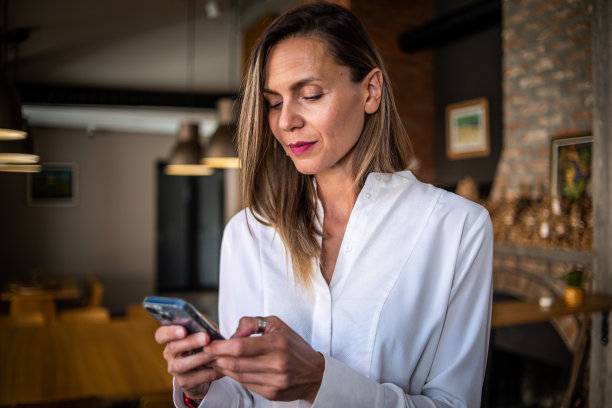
left=155, top=2, right=493, bottom=407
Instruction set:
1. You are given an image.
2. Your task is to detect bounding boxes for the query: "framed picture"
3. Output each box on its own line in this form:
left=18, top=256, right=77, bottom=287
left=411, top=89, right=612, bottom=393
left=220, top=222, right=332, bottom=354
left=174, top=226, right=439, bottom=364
left=446, top=98, right=490, bottom=160
left=551, top=134, right=592, bottom=200
left=27, top=163, right=79, bottom=206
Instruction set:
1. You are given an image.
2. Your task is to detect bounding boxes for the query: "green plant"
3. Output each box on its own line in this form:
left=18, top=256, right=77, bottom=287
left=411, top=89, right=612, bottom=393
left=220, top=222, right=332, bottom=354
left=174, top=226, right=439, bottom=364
left=564, top=267, right=586, bottom=288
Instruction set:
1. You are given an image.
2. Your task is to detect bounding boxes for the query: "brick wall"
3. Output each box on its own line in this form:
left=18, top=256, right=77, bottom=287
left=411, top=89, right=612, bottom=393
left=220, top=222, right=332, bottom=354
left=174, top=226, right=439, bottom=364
left=348, top=0, right=436, bottom=182
left=491, top=0, right=593, bottom=201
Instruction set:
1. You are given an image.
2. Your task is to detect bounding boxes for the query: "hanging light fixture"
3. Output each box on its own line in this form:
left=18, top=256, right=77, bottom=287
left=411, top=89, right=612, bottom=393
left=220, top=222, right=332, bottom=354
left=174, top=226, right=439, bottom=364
left=201, top=98, right=239, bottom=169
left=164, top=0, right=214, bottom=176
left=0, top=163, right=40, bottom=172
left=165, top=122, right=214, bottom=176
left=0, top=1, right=27, bottom=140
left=0, top=125, right=38, bottom=163
left=200, top=0, right=239, bottom=170
left=0, top=75, right=26, bottom=139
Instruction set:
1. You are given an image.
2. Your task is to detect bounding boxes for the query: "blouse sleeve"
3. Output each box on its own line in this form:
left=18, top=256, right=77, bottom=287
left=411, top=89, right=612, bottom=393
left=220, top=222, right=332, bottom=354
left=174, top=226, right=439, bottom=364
left=197, top=211, right=269, bottom=407
left=312, top=208, right=494, bottom=408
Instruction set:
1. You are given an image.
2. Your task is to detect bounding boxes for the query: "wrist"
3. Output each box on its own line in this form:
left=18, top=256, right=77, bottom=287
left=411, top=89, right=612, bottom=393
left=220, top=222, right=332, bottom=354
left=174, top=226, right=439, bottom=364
left=306, top=352, right=325, bottom=403
left=183, top=392, right=203, bottom=408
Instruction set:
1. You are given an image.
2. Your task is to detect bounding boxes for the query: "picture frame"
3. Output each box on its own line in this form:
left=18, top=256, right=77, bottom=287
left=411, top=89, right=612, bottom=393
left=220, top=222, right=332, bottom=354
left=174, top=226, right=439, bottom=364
left=27, top=163, right=79, bottom=206
left=550, top=134, right=592, bottom=201
left=446, top=98, right=490, bottom=160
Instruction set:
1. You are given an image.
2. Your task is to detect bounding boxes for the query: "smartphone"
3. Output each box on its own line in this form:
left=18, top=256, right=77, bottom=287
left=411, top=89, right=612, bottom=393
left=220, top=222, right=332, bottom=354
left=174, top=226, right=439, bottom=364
left=142, top=296, right=224, bottom=340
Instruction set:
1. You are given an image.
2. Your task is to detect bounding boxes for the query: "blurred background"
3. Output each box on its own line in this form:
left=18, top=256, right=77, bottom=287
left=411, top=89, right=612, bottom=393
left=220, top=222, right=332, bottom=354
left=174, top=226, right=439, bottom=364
left=1, top=0, right=610, bottom=407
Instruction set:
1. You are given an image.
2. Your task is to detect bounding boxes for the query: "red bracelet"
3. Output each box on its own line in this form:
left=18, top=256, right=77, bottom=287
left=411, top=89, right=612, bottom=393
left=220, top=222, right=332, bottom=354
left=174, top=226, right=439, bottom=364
left=183, top=392, right=200, bottom=408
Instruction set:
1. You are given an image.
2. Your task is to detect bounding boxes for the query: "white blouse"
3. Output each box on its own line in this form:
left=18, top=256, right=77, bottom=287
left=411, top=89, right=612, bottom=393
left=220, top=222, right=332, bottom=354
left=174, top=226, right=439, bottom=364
left=179, top=171, right=493, bottom=408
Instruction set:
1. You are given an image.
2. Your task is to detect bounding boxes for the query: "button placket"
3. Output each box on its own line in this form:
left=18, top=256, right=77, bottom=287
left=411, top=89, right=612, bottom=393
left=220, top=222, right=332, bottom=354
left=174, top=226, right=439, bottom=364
left=311, top=276, right=333, bottom=354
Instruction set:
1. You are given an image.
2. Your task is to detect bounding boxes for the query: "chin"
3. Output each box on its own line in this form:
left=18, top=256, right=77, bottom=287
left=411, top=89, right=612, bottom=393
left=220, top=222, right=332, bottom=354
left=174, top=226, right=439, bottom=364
left=294, top=167, right=318, bottom=176
left=291, top=161, right=319, bottom=176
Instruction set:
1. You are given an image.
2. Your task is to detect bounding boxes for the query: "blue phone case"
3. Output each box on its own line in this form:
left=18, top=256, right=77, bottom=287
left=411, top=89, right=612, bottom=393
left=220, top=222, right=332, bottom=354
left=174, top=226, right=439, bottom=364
left=142, top=296, right=224, bottom=340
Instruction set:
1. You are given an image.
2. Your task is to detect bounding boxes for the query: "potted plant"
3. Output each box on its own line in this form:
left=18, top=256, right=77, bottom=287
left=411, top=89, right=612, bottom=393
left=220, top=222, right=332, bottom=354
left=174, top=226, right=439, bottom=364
left=564, top=267, right=586, bottom=307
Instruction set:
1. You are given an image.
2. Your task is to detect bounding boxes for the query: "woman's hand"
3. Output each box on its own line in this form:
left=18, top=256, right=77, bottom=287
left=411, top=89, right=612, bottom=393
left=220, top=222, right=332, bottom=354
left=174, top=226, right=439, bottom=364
left=204, top=316, right=325, bottom=403
left=154, top=325, right=225, bottom=401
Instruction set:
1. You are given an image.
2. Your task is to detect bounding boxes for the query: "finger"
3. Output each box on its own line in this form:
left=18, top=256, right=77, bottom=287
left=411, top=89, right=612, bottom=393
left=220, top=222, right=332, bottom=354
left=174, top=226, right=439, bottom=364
left=163, top=332, right=209, bottom=360
left=231, top=316, right=266, bottom=338
left=205, top=334, right=277, bottom=359
left=231, top=315, right=287, bottom=339
left=168, top=344, right=219, bottom=375
left=155, top=325, right=187, bottom=344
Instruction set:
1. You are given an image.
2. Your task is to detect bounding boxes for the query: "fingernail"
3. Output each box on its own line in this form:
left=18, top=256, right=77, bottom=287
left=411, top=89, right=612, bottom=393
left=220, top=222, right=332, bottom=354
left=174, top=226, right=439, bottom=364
left=196, top=333, right=207, bottom=345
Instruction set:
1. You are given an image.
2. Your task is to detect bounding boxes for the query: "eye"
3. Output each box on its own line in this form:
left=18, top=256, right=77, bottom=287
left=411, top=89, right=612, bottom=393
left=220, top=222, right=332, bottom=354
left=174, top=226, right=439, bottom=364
left=304, top=94, right=322, bottom=101
left=264, top=95, right=282, bottom=110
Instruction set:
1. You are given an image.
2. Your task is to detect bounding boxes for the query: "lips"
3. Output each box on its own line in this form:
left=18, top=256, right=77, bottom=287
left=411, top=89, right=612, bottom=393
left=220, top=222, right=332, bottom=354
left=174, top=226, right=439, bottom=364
left=288, top=141, right=317, bottom=155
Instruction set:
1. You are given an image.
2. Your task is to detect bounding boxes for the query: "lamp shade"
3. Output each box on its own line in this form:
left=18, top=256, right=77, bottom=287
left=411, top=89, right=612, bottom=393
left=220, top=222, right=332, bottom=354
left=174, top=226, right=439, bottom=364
left=0, top=75, right=27, bottom=140
left=165, top=122, right=214, bottom=176
left=0, top=163, right=41, bottom=173
left=0, top=133, right=39, bottom=164
left=201, top=123, right=239, bottom=168
left=200, top=98, right=239, bottom=168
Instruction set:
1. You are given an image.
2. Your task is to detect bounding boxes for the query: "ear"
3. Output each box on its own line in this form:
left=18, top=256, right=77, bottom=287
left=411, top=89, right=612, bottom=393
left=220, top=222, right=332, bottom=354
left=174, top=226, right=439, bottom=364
left=363, top=68, right=383, bottom=114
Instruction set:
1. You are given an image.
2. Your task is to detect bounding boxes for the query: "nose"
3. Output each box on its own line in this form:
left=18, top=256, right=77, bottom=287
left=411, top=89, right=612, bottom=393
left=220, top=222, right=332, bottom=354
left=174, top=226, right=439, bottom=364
left=278, top=101, right=304, bottom=132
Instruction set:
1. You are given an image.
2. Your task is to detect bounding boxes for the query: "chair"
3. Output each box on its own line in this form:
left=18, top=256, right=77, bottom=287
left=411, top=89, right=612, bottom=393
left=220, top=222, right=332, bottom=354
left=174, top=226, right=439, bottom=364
left=86, top=275, right=104, bottom=308
left=58, top=307, right=111, bottom=324
left=9, top=294, right=56, bottom=322
left=0, top=311, right=46, bottom=326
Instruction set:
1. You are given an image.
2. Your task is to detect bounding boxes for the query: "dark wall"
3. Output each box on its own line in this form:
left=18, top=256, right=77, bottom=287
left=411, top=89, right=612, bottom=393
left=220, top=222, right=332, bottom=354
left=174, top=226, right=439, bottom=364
left=433, top=0, right=502, bottom=196
left=156, top=163, right=224, bottom=292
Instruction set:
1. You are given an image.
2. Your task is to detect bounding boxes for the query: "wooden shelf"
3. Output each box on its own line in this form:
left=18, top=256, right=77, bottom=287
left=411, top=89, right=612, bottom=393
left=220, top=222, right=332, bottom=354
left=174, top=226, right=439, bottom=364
left=492, top=293, right=612, bottom=328
left=494, top=243, right=593, bottom=265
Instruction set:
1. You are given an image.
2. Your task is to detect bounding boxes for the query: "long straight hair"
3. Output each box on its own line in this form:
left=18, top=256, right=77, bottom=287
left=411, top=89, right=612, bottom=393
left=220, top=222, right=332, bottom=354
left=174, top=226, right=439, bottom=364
left=237, top=1, right=413, bottom=287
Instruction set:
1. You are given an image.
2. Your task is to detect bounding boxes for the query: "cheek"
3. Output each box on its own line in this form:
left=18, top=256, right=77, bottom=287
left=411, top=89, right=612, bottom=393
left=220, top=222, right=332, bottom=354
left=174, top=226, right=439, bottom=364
left=267, top=112, right=277, bottom=134
left=268, top=120, right=290, bottom=154
left=324, top=103, right=365, bottom=145
left=267, top=114, right=281, bottom=141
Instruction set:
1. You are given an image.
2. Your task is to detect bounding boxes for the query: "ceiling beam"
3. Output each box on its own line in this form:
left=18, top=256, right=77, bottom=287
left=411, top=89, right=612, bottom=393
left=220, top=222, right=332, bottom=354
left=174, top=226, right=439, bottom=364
left=399, top=0, right=501, bottom=53
left=17, top=82, right=237, bottom=109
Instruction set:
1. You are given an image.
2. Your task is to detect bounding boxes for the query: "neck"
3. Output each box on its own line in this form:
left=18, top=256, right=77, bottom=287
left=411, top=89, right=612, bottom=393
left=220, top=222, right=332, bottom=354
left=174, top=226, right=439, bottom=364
left=315, top=168, right=359, bottom=222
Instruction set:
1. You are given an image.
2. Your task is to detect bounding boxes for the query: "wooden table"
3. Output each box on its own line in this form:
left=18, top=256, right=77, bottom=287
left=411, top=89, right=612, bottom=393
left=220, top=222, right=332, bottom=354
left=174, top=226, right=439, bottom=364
left=2, top=278, right=82, bottom=322
left=491, top=293, right=612, bottom=344
left=0, top=318, right=172, bottom=405
left=1, top=278, right=81, bottom=301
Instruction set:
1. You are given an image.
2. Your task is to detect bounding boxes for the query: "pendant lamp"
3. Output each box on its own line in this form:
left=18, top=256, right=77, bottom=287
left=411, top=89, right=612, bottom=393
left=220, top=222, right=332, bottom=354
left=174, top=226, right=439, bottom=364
left=1, top=0, right=28, bottom=140
left=164, top=0, right=214, bottom=176
left=0, top=129, right=38, bottom=163
left=0, top=71, right=26, bottom=140
left=165, top=122, right=214, bottom=176
left=201, top=98, right=239, bottom=168
left=0, top=163, right=40, bottom=172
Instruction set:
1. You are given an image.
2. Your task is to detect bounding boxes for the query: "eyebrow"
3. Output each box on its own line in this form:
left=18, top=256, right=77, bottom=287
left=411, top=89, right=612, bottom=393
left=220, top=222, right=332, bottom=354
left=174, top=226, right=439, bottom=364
left=263, top=77, right=322, bottom=95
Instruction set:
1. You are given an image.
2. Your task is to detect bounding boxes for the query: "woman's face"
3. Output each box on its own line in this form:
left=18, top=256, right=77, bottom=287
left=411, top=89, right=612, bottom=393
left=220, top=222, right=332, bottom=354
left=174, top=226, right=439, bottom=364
left=263, top=36, right=380, bottom=178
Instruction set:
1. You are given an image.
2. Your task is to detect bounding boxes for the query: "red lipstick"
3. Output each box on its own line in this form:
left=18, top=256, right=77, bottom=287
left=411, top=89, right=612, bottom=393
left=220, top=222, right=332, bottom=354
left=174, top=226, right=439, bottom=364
left=288, top=141, right=316, bottom=155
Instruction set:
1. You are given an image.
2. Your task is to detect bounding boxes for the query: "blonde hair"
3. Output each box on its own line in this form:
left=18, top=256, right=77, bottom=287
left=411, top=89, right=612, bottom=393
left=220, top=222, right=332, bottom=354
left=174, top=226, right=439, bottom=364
left=237, top=1, right=413, bottom=287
